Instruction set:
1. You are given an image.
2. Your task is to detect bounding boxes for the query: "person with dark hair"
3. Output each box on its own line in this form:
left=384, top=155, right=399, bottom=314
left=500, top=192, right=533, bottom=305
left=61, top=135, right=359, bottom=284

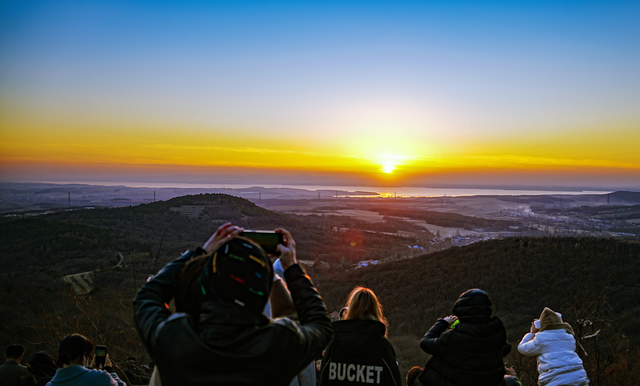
left=0, top=344, right=36, bottom=386
left=318, top=286, right=402, bottom=386
left=517, top=307, right=588, bottom=386
left=27, top=352, right=57, bottom=386
left=133, top=223, right=333, bottom=386
left=46, top=334, right=124, bottom=386
left=415, top=289, right=511, bottom=386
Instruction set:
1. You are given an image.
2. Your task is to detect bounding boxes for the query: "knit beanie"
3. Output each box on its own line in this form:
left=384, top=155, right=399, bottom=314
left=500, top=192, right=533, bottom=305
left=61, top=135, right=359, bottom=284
left=452, top=288, right=492, bottom=323
left=200, top=237, right=273, bottom=313
left=539, top=307, right=574, bottom=336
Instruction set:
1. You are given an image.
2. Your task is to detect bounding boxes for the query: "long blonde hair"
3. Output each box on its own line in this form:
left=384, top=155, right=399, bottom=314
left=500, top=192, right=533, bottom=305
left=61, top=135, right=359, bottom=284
left=344, top=286, right=388, bottom=328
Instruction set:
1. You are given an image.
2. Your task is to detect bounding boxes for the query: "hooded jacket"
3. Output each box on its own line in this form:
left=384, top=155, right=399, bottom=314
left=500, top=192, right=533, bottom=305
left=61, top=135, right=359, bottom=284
left=44, top=366, right=124, bottom=386
left=518, top=330, right=588, bottom=385
left=319, top=320, right=402, bottom=386
left=418, top=289, right=511, bottom=386
left=133, top=250, right=333, bottom=386
left=517, top=307, right=588, bottom=386
left=418, top=318, right=511, bottom=386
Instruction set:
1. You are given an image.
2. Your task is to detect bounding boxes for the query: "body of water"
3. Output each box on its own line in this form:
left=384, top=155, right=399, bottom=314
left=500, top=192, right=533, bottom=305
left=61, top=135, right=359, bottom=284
left=38, top=181, right=613, bottom=198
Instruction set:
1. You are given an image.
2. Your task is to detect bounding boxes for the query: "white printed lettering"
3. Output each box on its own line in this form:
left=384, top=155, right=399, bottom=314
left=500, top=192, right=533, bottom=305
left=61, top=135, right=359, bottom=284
left=357, top=365, right=366, bottom=382
left=347, top=364, right=356, bottom=381
left=337, top=363, right=347, bottom=381
left=329, top=363, right=385, bottom=384
left=375, top=366, right=383, bottom=383
left=366, top=366, right=374, bottom=383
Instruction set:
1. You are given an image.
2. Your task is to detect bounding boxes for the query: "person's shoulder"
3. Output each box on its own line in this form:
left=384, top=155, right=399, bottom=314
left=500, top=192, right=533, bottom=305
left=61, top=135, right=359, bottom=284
left=83, top=368, right=117, bottom=383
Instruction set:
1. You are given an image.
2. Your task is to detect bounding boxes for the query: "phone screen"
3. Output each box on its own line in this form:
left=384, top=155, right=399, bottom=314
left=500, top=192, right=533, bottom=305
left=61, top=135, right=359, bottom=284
left=95, top=345, right=106, bottom=367
left=241, top=231, right=283, bottom=255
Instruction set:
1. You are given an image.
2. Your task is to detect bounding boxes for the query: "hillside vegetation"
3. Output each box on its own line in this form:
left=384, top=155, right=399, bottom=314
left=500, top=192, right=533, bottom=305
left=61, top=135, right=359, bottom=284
left=312, top=237, right=640, bottom=385
left=1, top=194, right=639, bottom=385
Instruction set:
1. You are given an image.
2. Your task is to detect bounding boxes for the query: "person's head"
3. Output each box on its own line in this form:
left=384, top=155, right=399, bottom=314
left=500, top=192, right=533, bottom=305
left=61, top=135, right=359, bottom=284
left=29, top=351, right=57, bottom=379
left=406, top=366, right=423, bottom=386
left=176, top=237, right=273, bottom=319
left=452, top=288, right=492, bottom=324
left=539, top=307, right=574, bottom=335
left=343, top=287, right=387, bottom=326
left=5, top=344, right=25, bottom=361
left=55, top=334, right=94, bottom=368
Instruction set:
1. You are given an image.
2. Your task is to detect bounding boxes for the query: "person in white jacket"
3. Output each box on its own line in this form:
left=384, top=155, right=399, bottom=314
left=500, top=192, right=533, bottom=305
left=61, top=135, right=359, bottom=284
left=518, top=307, right=589, bottom=386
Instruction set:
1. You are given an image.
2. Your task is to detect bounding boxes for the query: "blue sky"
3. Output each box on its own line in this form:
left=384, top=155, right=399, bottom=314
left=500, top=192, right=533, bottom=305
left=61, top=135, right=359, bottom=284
left=1, top=1, right=639, bottom=187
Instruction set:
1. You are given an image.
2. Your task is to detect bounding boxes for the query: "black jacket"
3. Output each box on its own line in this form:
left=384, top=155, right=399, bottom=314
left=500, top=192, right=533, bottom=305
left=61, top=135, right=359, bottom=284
left=319, top=320, right=402, bottom=386
left=133, top=250, right=333, bottom=386
left=418, top=318, right=511, bottom=386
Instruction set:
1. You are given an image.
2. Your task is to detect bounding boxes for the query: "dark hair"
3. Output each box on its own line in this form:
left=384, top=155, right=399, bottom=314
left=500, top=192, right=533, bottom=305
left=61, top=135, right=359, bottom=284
left=55, top=334, right=94, bottom=367
left=29, top=351, right=57, bottom=378
left=406, top=366, right=423, bottom=386
left=5, top=344, right=25, bottom=359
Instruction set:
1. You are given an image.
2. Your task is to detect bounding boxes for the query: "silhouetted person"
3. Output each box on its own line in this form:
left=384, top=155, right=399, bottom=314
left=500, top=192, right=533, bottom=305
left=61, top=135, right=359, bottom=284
left=518, top=307, right=588, bottom=386
left=0, top=344, right=36, bottom=386
left=133, top=223, right=333, bottom=386
left=319, top=286, right=402, bottom=386
left=27, top=352, right=57, bottom=386
left=415, top=289, right=511, bottom=386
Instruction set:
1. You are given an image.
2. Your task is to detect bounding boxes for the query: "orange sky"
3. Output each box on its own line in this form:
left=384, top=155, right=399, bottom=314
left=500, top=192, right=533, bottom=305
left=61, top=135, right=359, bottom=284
left=1, top=1, right=639, bottom=189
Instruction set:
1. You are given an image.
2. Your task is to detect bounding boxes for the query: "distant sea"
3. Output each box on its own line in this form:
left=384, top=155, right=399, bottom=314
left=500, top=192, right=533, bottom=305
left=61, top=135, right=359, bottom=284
left=42, top=181, right=613, bottom=198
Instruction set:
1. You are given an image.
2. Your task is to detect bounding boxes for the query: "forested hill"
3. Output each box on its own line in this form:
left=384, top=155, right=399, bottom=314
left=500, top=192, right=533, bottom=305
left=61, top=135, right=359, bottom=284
left=0, top=193, right=292, bottom=274
left=315, top=237, right=640, bottom=383
left=2, top=193, right=639, bottom=384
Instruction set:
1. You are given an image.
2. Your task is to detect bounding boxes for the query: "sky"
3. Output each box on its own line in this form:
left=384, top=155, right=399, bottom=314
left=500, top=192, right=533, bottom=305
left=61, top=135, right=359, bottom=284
left=1, top=0, right=639, bottom=189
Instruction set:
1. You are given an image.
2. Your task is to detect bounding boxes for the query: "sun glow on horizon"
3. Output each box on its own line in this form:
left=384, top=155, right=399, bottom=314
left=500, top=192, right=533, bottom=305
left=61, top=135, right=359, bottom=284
left=375, top=153, right=412, bottom=175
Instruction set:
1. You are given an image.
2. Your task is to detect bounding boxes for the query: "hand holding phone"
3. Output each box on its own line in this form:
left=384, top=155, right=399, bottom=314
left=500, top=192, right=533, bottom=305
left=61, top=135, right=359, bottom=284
left=240, top=230, right=284, bottom=255
left=95, top=345, right=107, bottom=368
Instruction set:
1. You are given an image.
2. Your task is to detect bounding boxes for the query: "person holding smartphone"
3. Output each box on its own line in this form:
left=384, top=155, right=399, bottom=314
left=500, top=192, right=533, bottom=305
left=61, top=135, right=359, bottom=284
left=46, top=334, right=124, bottom=386
left=413, top=289, right=511, bottom=386
left=133, top=223, right=333, bottom=386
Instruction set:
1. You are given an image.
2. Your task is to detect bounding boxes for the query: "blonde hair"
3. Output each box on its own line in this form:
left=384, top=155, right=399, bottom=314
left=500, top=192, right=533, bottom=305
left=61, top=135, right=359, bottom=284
left=344, top=287, right=388, bottom=328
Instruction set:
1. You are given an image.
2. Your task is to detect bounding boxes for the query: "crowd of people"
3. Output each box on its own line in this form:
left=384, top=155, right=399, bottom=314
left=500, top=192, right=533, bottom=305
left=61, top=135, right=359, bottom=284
left=2, top=222, right=590, bottom=386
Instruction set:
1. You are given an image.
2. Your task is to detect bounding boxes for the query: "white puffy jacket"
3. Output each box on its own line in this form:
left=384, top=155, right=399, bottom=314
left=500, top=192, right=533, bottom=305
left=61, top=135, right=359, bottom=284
left=518, top=330, right=589, bottom=386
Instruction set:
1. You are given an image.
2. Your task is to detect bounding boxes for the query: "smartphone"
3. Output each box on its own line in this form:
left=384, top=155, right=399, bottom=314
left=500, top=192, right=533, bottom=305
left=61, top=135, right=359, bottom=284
left=534, top=319, right=541, bottom=329
left=240, top=230, right=283, bottom=255
left=95, top=345, right=107, bottom=367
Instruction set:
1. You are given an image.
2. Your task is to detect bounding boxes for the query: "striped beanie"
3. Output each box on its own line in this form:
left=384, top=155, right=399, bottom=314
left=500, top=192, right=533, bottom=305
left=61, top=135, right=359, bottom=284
left=200, top=237, right=273, bottom=313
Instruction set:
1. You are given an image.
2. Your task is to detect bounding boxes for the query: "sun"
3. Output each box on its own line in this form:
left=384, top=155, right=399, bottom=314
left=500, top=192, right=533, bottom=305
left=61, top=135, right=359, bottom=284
left=375, top=154, right=408, bottom=175
left=381, top=163, right=396, bottom=173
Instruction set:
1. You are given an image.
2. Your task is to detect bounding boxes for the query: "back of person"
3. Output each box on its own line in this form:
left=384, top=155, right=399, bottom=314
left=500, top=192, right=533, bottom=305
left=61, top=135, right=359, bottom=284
left=417, top=289, right=510, bottom=386
left=319, top=287, right=402, bottom=386
left=320, top=319, right=400, bottom=385
left=0, top=344, right=36, bottom=386
left=518, top=308, right=588, bottom=386
left=134, top=225, right=333, bottom=386
left=152, top=305, right=327, bottom=385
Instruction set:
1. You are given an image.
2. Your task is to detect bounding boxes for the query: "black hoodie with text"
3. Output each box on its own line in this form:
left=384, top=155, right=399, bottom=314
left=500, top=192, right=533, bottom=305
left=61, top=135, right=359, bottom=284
left=319, top=319, right=402, bottom=386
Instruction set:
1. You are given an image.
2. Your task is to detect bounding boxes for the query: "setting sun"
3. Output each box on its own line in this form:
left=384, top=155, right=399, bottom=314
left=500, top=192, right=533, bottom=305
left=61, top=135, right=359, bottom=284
left=381, top=164, right=396, bottom=173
